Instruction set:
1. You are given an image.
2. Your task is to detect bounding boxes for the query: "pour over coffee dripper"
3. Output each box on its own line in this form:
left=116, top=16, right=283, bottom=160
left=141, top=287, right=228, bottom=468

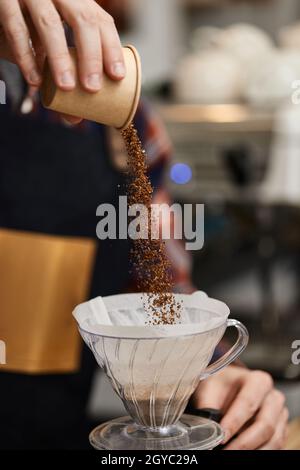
left=73, top=292, right=248, bottom=450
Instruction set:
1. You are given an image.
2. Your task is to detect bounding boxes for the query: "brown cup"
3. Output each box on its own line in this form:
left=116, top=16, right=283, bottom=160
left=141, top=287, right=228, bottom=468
left=40, top=45, right=141, bottom=130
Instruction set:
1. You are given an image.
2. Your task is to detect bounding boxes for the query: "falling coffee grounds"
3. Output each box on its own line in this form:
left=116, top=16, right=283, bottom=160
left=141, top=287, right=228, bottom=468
left=122, top=123, right=182, bottom=325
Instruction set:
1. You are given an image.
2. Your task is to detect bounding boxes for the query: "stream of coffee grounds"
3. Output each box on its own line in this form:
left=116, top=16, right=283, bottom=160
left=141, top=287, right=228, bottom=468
left=121, top=123, right=182, bottom=325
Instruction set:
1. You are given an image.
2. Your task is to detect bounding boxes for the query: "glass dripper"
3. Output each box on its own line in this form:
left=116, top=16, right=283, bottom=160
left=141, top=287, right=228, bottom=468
left=73, top=292, right=249, bottom=450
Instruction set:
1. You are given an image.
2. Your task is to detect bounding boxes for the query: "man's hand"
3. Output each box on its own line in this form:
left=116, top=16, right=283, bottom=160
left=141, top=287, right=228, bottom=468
left=192, top=366, right=289, bottom=450
left=0, top=0, right=125, bottom=91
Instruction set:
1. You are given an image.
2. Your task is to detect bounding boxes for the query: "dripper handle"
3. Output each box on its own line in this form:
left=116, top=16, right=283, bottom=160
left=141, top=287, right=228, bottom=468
left=200, top=319, right=249, bottom=380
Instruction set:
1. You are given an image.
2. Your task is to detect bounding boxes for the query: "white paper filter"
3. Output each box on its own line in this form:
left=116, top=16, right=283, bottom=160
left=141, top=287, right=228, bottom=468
left=72, top=291, right=230, bottom=339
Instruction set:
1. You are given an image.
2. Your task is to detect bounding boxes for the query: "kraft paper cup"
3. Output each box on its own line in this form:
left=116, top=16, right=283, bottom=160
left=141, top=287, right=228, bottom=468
left=40, top=45, right=141, bottom=130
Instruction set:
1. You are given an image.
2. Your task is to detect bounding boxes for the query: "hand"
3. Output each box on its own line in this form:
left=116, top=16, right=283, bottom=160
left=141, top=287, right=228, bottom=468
left=192, top=366, right=289, bottom=450
left=0, top=0, right=125, bottom=92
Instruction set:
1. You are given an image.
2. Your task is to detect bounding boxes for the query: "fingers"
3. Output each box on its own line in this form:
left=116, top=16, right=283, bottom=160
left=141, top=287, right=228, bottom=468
left=55, top=0, right=125, bottom=90
left=0, top=0, right=125, bottom=93
left=259, top=407, right=289, bottom=450
left=25, top=0, right=75, bottom=90
left=72, top=24, right=103, bottom=92
left=224, top=389, right=286, bottom=450
left=100, top=14, right=125, bottom=80
left=24, top=13, right=46, bottom=72
left=54, top=0, right=103, bottom=91
left=192, top=373, right=240, bottom=411
left=0, top=0, right=41, bottom=85
left=221, top=370, right=273, bottom=444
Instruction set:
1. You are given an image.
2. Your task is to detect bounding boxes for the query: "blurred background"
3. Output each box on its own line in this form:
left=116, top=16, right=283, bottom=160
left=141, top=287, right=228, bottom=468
left=92, top=0, right=300, bottom=426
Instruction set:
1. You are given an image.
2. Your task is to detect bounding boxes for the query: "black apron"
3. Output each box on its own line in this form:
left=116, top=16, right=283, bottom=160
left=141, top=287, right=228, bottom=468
left=0, top=91, right=132, bottom=448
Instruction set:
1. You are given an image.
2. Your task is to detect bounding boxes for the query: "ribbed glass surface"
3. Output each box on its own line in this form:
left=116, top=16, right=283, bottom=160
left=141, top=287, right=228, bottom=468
left=80, top=324, right=225, bottom=428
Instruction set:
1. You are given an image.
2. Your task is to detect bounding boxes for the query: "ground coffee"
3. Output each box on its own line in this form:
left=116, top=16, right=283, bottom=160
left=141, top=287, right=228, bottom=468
left=121, top=124, right=181, bottom=325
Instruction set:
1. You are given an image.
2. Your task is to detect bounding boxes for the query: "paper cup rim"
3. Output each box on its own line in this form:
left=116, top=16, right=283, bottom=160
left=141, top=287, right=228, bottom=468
left=117, top=45, right=142, bottom=131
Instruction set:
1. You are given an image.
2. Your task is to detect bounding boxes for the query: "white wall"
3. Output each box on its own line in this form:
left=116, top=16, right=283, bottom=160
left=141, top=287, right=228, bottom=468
left=188, top=0, right=300, bottom=40
left=122, top=0, right=300, bottom=86
left=123, top=0, right=185, bottom=85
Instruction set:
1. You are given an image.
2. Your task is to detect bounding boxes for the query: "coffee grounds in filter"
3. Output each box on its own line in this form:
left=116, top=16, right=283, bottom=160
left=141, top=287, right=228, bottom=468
left=121, top=123, right=182, bottom=325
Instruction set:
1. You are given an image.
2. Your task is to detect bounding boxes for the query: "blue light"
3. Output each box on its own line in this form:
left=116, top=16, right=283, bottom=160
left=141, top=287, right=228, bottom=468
left=170, top=163, right=192, bottom=185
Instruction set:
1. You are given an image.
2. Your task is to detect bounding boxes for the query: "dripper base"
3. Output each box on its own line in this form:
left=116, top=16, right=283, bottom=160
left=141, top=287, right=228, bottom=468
left=89, top=414, right=224, bottom=450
